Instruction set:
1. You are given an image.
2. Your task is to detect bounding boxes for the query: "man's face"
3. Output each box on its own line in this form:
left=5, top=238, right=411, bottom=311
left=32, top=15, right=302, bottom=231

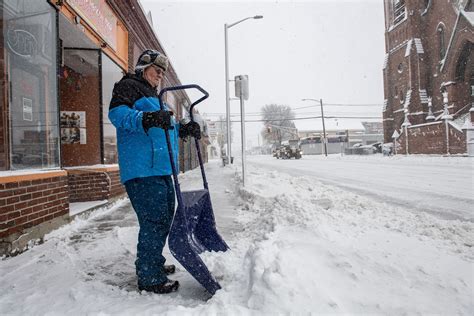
left=143, top=65, right=164, bottom=88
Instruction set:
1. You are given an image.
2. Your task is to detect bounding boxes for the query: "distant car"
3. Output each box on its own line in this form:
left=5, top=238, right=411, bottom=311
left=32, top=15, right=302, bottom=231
left=382, top=143, right=393, bottom=156
left=278, top=139, right=302, bottom=159
left=351, top=144, right=376, bottom=155
left=352, top=143, right=363, bottom=148
left=272, top=147, right=281, bottom=159
left=371, top=142, right=383, bottom=153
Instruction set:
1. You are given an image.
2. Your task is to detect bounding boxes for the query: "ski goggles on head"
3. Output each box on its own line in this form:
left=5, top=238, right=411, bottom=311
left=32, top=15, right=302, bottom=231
left=136, top=50, right=169, bottom=72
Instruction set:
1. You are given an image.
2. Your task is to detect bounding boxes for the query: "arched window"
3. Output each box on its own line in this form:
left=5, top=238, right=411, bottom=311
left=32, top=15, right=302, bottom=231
left=437, top=24, right=446, bottom=60
left=399, top=89, right=405, bottom=104
left=455, top=42, right=473, bottom=81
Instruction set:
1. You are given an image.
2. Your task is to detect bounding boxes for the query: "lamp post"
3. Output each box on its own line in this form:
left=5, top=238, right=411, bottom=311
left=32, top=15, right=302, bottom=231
left=302, top=98, right=327, bottom=156
left=401, top=107, right=411, bottom=155
left=224, top=15, right=263, bottom=163
left=441, top=91, right=453, bottom=155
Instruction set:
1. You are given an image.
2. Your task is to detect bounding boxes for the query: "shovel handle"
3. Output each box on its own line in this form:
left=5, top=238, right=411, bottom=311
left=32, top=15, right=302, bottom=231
left=158, top=84, right=209, bottom=122
left=158, top=84, right=210, bottom=191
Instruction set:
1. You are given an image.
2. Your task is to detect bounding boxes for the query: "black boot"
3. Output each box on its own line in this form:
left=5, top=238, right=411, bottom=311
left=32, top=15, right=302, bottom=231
left=164, top=264, right=176, bottom=275
left=138, top=279, right=180, bottom=294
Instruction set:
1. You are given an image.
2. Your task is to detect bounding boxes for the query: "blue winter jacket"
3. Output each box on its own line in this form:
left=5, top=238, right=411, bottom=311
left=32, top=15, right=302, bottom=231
left=109, top=74, right=179, bottom=184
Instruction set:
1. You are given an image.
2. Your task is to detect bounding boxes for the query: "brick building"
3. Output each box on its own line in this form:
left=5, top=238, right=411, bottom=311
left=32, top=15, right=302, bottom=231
left=0, top=0, right=207, bottom=255
left=383, top=0, right=474, bottom=154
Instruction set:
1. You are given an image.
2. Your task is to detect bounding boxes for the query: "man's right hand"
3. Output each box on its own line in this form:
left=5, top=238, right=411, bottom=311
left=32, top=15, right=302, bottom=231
left=142, top=110, right=174, bottom=132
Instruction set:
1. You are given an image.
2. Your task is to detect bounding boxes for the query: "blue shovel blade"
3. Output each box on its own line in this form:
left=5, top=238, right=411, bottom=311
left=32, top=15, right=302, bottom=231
left=168, top=189, right=229, bottom=295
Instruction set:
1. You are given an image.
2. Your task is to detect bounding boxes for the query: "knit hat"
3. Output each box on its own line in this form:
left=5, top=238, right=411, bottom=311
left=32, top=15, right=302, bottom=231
left=135, top=49, right=169, bottom=72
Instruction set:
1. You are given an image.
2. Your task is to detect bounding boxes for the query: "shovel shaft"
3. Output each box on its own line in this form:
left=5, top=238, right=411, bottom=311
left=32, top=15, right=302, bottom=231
left=193, top=137, right=209, bottom=190
left=157, top=85, right=210, bottom=196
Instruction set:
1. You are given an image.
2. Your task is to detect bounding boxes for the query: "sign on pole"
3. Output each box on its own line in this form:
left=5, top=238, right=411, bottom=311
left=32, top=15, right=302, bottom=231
left=234, top=75, right=249, bottom=100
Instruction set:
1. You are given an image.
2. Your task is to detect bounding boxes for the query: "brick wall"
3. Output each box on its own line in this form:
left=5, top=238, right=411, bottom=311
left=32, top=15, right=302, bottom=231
left=398, top=121, right=467, bottom=154
left=449, top=124, right=467, bottom=154
left=67, top=168, right=125, bottom=202
left=68, top=170, right=110, bottom=202
left=107, top=169, right=126, bottom=199
left=0, top=172, right=69, bottom=253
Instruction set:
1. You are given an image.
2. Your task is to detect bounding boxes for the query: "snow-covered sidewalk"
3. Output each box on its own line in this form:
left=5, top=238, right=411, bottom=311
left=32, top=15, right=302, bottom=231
left=0, top=159, right=472, bottom=315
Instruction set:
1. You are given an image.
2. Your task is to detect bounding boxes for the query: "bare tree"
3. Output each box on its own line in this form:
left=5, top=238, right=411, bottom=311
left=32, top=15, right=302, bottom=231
left=261, top=104, right=297, bottom=145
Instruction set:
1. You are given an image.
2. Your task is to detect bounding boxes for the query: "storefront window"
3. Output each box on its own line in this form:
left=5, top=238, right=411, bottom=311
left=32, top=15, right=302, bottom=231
left=101, top=52, right=124, bottom=164
left=3, top=0, right=59, bottom=170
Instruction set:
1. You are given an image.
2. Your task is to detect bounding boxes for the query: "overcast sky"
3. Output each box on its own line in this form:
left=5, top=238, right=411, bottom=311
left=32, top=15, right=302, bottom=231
left=141, top=0, right=385, bottom=148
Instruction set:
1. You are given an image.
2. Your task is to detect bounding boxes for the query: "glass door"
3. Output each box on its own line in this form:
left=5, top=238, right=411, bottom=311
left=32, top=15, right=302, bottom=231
left=60, top=48, right=101, bottom=167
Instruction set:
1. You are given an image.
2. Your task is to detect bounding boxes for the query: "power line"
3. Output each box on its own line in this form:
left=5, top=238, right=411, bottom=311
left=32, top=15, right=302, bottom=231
left=211, top=115, right=382, bottom=123
left=204, top=103, right=383, bottom=116
left=204, top=109, right=381, bottom=117
left=325, top=103, right=382, bottom=106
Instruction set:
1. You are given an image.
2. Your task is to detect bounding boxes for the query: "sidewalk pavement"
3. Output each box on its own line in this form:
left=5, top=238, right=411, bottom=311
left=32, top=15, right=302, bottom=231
left=0, top=160, right=241, bottom=311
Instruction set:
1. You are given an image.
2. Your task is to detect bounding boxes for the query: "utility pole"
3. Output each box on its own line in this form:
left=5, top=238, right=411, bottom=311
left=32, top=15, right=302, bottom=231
left=302, top=98, right=327, bottom=156
left=320, top=98, right=328, bottom=156
left=224, top=15, right=263, bottom=164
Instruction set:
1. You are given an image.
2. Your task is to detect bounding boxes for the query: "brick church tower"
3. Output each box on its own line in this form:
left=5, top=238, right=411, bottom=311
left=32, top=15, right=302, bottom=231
left=383, top=0, right=474, bottom=154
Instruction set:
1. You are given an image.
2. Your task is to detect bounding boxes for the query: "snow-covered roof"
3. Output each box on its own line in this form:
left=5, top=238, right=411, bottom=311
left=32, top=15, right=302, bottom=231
left=452, top=112, right=470, bottom=129
left=414, top=38, right=424, bottom=54
left=405, top=39, right=424, bottom=57
left=461, top=10, right=474, bottom=26
left=404, top=39, right=412, bottom=57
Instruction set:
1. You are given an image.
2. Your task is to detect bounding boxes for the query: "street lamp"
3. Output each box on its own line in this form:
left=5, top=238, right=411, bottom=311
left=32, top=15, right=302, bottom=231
left=224, top=15, right=263, bottom=163
left=302, top=98, right=328, bottom=156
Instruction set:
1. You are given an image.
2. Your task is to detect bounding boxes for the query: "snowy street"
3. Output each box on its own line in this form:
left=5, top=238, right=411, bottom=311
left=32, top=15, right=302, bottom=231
left=0, top=156, right=473, bottom=314
left=249, top=154, right=474, bottom=221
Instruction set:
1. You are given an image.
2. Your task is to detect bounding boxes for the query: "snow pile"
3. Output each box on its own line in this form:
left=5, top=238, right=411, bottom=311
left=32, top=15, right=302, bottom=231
left=221, top=166, right=473, bottom=314
left=0, top=159, right=472, bottom=315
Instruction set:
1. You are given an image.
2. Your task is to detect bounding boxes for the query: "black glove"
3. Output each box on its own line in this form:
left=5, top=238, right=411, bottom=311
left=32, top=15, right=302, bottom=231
left=142, top=110, right=174, bottom=132
left=179, top=121, right=201, bottom=140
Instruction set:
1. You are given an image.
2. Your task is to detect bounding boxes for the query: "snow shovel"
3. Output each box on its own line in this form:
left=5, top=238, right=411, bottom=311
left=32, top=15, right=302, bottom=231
left=157, top=84, right=230, bottom=295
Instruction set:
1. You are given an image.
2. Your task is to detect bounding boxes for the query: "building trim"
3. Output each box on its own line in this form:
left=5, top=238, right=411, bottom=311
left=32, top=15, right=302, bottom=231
left=421, top=0, right=432, bottom=16
left=408, top=121, right=442, bottom=129
left=0, top=170, right=67, bottom=184
left=448, top=120, right=463, bottom=132
left=440, top=13, right=461, bottom=71
left=389, top=39, right=410, bottom=54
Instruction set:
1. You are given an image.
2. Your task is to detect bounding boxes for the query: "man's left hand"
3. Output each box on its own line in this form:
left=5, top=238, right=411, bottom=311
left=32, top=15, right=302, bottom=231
left=179, top=121, right=201, bottom=139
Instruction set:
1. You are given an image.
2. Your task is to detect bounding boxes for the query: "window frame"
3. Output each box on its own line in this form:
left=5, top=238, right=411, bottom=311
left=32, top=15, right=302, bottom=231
left=4, top=0, right=61, bottom=171
left=393, top=0, right=406, bottom=25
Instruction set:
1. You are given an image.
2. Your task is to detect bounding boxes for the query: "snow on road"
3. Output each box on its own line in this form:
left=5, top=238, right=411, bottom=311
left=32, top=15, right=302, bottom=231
left=0, top=157, right=472, bottom=315
left=249, top=154, right=474, bottom=221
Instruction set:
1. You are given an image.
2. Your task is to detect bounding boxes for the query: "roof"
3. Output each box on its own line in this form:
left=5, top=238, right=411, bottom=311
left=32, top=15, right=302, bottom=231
left=405, top=38, right=424, bottom=57
left=461, top=10, right=474, bottom=26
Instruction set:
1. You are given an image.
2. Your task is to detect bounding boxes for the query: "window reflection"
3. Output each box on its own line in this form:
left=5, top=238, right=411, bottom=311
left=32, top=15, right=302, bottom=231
left=101, top=53, right=124, bottom=164
left=3, top=0, right=59, bottom=170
